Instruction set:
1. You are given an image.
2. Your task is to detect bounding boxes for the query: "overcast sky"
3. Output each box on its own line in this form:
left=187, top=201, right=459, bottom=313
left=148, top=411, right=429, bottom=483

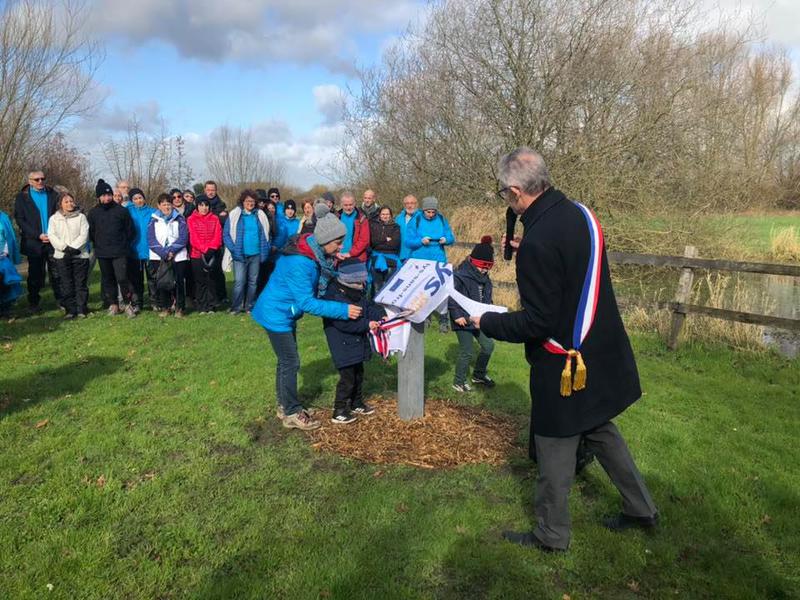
left=66, top=0, right=800, bottom=191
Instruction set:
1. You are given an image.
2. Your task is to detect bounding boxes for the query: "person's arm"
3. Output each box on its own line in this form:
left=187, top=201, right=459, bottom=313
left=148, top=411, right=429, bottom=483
left=480, top=241, right=562, bottom=343
left=147, top=220, right=169, bottom=259
left=14, top=196, right=38, bottom=241
left=287, top=265, right=350, bottom=320
left=75, top=214, right=90, bottom=251
left=211, top=219, right=223, bottom=250
left=404, top=215, right=423, bottom=250
left=166, top=218, right=188, bottom=255
left=46, top=216, right=67, bottom=252
left=124, top=210, right=136, bottom=247
left=441, top=216, right=455, bottom=245
left=448, top=275, right=470, bottom=322
left=87, top=210, right=96, bottom=244
left=222, top=217, right=234, bottom=252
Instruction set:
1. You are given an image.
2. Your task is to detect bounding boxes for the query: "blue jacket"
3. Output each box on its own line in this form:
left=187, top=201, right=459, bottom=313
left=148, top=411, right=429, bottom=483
left=322, top=282, right=386, bottom=369
left=251, top=235, right=350, bottom=333
left=0, top=211, right=21, bottom=265
left=271, top=214, right=299, bottom=252
left=395, top=209, right=420, bottom=261
left=127, top=204, right=155, bottom=259
left=223, top=207, right=270, bottom=263
left=405, top=211, right=455, bottom=262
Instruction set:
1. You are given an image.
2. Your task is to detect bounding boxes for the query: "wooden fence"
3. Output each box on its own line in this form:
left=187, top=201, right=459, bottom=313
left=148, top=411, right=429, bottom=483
left=452, top=242, right=800, bottom=349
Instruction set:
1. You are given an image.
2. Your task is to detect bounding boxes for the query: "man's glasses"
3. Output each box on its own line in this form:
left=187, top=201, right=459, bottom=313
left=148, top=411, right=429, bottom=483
left=30, top=177, right=45, bottom=182
left=497, top=187, right=513, bottom=201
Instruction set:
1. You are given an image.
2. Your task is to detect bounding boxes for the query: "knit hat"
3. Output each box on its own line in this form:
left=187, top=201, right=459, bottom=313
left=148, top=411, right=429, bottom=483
left=95, top=179, right=113, bottom=197
left=129, top=187, right=145, bottom=201
left=321, top=191, right=336, bottom=205
left=314, top=211, right=346, bottom=245
left=470, top=235, right=494, bottom=269
left=267, top=187, right=280, bottom=199
left=422, top=196, right=439, bottom=211
left=314, top=202, right=330, bottom=219
left=284, top=199, right=296, bottom=212
left=338, top=258, right=368, bottom=284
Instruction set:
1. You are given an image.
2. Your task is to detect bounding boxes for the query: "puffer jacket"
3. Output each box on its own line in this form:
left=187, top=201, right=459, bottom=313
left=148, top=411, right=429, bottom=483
left=322, top=281, right=386, bottom=369
left=47, top=210, right=91, bottom=259
left=147, top=209, right=188, bottom=262
left=223, top=206, right=270, bottom=262
left=251, top=234, right=350, bottom=333
left=405, top=211, right=455, bottom=263
left=187, top=210, right=222, bottom=258
left=127, top=203, right=155, bottom=259
left=395, top=208, right=419, bottom=261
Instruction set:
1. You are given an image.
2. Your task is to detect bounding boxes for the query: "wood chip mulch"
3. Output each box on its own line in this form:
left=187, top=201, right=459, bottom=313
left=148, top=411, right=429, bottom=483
left=307, top=396, right=519, bottom=469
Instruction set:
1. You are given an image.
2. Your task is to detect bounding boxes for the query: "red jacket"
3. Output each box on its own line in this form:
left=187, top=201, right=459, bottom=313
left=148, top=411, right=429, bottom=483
left=187, top=211, right=222, bottom=258
left=337, top=208, right=371, bottom=262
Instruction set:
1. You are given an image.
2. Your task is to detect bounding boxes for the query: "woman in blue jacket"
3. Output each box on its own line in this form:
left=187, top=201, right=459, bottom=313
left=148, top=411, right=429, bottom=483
left=251, top=205, right=362, bottom=431
left=127, top=188, right=155, bottom=312
left=405, top=196, right=455, bottom=263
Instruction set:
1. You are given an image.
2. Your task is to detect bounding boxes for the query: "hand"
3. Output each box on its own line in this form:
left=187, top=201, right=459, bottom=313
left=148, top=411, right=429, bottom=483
left=167, top=251, right=174, bottom=260
left=501, top=233, right=520, bottom=251
left=421, top=237, right=430, bottom=246
left=368, top=320, right=380, bottom=330
left=336, top=252, right=350, bottom=261
left=409, top=293, right=427, bottom=313
left=39, top=234, right=49, bottom=243
left=348, top=304, right=363, bottom=319
left=469, top=315, right=481, bottom=329
left=220, top=211, right=228, bottom=218
left=438, top=237, right=446, bottom=245
left=455, top=317, right=468, bottom=327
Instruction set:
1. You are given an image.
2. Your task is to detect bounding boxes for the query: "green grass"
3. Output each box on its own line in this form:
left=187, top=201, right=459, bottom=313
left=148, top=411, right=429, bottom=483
left=702, top=213, right=799, bottom=257
left=1, top=286, right=799, bottom=599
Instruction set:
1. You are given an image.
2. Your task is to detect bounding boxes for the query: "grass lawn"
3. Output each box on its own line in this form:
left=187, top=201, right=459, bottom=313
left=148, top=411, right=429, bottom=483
left=1, top=287, right=798, bottom=599
left=700, top=213, right=798, bottom=258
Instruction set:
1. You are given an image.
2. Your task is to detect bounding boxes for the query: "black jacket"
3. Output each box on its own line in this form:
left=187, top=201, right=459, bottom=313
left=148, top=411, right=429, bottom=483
left=322, top=281, right=385, bottom=370
left=87, top=202, right=136, bottom=258
left=448, top=259, right=493, bottom=330
left=13, top=185, right=59, bottom=256
left=481, top=188, right=641, bottom=438
left=369, top=220, right=401, bottom=257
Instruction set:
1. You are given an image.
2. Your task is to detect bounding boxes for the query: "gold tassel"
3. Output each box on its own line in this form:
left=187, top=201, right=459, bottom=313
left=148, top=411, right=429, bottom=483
left=573, top=351, right=586, bottom=391
left=560, top=353, right=573, bottom=397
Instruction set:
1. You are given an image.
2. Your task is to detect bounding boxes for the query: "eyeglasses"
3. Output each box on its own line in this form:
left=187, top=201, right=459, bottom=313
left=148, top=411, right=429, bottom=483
left=269, top=194, right=279, bottom=198
left=172, top=195, right=182, bottom=200
left=497, top=186, right=513, bottom=201
left=30, top=177, right=45, bottom=182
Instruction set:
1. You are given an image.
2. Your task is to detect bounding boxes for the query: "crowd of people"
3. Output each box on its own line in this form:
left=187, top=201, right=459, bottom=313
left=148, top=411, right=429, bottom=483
left=1, top=171, right=499, bottom=426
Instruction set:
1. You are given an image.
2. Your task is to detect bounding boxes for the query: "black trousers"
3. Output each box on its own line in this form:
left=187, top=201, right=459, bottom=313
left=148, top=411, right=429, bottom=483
left=190, top=258, right=217, bottom=311
left=98, top=257, right=135, bottom=308
left=25, top=252, right=62, bottom=307
left=54, top=256, right=89, bottom=316
left=151, top=260, right=188, bottom=310
left=127, top=258, right=156, bottom=310
left=256, top=258, right=276, bottom=296
left=212, top=248, right=227, bottom=302
left=334, top=363, right=364, bottom=411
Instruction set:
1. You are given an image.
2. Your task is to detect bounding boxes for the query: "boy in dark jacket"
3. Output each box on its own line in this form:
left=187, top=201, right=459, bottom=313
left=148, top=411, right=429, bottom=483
left=448, top=236, right=496, bottom=392
left=322, top=258, right=385, bottom=424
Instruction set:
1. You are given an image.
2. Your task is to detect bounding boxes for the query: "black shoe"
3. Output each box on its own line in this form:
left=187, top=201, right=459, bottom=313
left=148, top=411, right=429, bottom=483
left=471, top=374, right=496, bottom=388
left=603, top=513, right=659, bottom=532
left=331, top=409, right=357, bottom=424
left=28, top=304, right=42, bottom=314
left=351, top=402, right=375, bottom=415
left=501, top=531, right=564, bottom=553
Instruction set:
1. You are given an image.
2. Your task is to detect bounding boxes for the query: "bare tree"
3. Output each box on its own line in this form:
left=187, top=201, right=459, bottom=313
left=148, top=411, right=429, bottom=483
left=0, top=0, right=103, bottom=212
left=170, top=135, right=194, bottom=191
left=102, top=116, right=172, bottom=199
left=205, top=125, right=286, bottom=192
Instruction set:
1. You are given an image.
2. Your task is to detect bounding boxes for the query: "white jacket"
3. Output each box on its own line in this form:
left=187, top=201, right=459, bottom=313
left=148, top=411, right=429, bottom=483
left=47, top=211, right=91, bottom=259
left=148, top=210, right=189, bottom=262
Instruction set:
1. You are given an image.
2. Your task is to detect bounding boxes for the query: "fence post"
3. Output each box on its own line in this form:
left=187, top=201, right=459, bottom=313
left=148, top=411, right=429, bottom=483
left=397, top=322, right=425, bottom=420
left=667, top=245, right=698, bottom=350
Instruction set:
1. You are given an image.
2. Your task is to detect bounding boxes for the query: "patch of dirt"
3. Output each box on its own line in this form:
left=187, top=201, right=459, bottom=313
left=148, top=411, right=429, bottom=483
left=307, top=396, right=519, bottom=469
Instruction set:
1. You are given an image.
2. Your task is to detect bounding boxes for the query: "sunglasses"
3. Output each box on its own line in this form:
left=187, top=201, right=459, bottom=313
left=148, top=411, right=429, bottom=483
left=269, top=194, right=279, bottom=198
left=30, top=177, right=46, bottom=182
left=172, top=195, right=182, bottom=200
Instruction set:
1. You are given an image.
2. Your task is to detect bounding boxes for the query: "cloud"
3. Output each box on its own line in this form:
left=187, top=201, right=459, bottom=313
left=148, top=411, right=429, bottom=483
left=82, top=100, right=164, bottom=133
left=90, top=0, right=421, bottom=73
left=313, top=84, right=347, bottom=125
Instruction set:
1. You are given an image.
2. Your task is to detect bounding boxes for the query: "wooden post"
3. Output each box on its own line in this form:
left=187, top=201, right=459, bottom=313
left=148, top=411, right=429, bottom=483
left=398, top=322, right=425, bottom=420
left=667, top=245, right=698, bottom=350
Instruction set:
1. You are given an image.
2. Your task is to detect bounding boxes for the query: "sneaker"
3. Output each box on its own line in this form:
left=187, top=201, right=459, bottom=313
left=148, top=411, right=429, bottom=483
left=452, top=383, right=472, bottom=393
left=282, top=410, right=321, bottom=431
left=64, top=313, right=75, bottom=320
left=471, top=375, right=496, bottom=388
left=351, top=402, right=375, bottom=415
left=28, top=304, right=42, bottom=314
left=124, top=304, right=137, bottom=318
left=107, top=304, right=121, bottom=316
left=77, top=313, right=87, bottom=319
left=331, top=409, right=357, bottom=424
left=439, top=322, right=450, bottom=334
left=159, top=309, right=171, bottom=318
left=275, top=405, right=285, bottom=420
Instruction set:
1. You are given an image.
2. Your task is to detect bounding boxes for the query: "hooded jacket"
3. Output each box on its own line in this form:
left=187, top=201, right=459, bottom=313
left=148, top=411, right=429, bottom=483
left=448, top=259, right=493, bottom=330
left=251, top=234, right=350, bottom=333
left=13, top=184, right=59, bottom=256
left=187, top=210, right=222, bottom=258
left=127, top=203, right=155, bottom=259
left=147, top=209, right=189, bottom=262
left=405, top=211, right=455, bottom=263
left=88, top=201, right=136, bottom=258
left=47, top=210, right=91, bottom=259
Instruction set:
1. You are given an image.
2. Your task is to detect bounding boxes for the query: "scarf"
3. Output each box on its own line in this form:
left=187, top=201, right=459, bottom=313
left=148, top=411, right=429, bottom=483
left=307, top=235, right=338, bottom=295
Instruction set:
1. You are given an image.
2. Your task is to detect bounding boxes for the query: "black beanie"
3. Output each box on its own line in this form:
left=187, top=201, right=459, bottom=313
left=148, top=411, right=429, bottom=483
left=470, top=235, right=494, bottom=266
left=95, top=179, right=113, bottom=197
left=285, top=199, right=296, bottom=212
left=129, top=187, right=145, bottom=201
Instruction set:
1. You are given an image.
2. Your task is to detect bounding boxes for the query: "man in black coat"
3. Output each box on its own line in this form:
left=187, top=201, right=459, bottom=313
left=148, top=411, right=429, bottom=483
left=474, top=148, right=657, bottom=552
left=13, top=170, right=63, bottom=311
left=87, top=179, right=137, bottom=317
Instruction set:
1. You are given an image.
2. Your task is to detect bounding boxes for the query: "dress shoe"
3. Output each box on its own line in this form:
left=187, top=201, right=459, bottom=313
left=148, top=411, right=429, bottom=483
left=603, top=513, right=659, bottom=532
left=501, top=530, right=565, bottom=552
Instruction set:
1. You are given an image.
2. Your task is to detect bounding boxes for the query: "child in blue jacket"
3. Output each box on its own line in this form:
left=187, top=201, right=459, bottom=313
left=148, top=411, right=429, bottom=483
left=322, top=258, right=386, bottom=424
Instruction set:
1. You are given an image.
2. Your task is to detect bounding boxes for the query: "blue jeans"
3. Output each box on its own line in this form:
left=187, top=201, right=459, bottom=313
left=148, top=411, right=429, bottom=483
left=266, top=330, right=302, bottom=416
left=232, top=255, right=260, bottom=311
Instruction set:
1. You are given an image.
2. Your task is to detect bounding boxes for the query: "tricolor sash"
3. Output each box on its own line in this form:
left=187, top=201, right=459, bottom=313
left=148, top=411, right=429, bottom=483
left=542, top=202, right=604, bottom=396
